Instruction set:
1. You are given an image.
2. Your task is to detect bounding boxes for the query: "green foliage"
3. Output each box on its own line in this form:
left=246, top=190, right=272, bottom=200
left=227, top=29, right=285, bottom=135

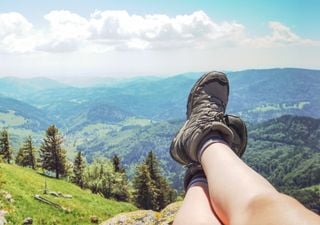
left=83, top=159, right=130, bottom=201
left=244, top=115, right=320, bottom=212
left=133, top=151, right=176, bottom=211
left=15, top=135, right=36, bottom=169
left=0, top=128, right=12, bottom=163
left=72, top=151, right=86, bottom=188
left=40, top=125, right=67, bottom=179
left=133, top=163, right=158, bottom=210
left=0, top=163, right=136, bottom=224
left=112, top=154, right=121, bottom=173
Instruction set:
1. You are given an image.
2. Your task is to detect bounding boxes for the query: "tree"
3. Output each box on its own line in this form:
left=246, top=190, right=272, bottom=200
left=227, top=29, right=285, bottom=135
left=83, top=159, right=131, bottom=201
left=40, top=125, right=67, bottom=178
left=73, top=151, right=86, bottom=188
left=0, top=128, right=12, bottom=164
left=16, top=136, right=36, bottom=169
left=133, top=164, right=158, bottom=210
left=112, top=154, right=121, bottom=172
left=144, top=151, right=175, bottom=210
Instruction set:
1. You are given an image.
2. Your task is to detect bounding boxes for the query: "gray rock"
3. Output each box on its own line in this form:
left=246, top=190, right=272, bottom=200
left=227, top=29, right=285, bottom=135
left=23, top=217, right=33, bottom=224
left=0, top=210, right=7, bottom=225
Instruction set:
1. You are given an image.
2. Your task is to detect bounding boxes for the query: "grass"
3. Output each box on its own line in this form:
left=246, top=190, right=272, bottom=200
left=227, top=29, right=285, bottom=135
left=0, top=163, right=136, bottom=225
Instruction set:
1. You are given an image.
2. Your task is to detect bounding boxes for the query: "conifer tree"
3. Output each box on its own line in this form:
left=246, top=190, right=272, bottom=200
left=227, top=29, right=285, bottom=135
left=112, top=154, right=121, bottom=172
left=16, top=136, right=36, bottom=169
left=144, top=151, right=175, bottom=210
left=73, top=151, right=86, bottom=188
left=0, top=128, right=12, bottom=164
left=133, top=164, right=158, bottom=210
left=40, top=125, right=67, bottom=178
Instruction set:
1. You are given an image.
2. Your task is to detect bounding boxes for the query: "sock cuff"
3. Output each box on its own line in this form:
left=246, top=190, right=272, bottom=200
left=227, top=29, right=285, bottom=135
left=197, top=135, right=229, bottom=162
left=186, top=174, right=208, bottom=190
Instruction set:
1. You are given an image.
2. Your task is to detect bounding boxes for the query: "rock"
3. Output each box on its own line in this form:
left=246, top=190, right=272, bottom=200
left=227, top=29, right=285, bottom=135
left=0, top=210, right=7, bottom=225
left=62, top=194, right=72, bottom=199
left=101, top=202, right=182, bottom=225
left=1, top=191, right=14, bottom=203
left=90, top=215, right=99, bottom=224
left=158, top=202, right=182, bottom=224
left=49, top=191, right=59, bottom=197
left=23, top=217, right=33, bottom=224
left=101, top=210, right=158, bottom=225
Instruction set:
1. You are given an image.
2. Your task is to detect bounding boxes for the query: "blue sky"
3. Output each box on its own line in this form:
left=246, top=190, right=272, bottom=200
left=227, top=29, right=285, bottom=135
left=0, top=0, right=319, bottom=78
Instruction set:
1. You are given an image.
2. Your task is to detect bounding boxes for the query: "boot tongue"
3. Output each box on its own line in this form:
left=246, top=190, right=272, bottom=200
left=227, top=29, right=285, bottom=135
left=203, top=81, right=228, bottom=109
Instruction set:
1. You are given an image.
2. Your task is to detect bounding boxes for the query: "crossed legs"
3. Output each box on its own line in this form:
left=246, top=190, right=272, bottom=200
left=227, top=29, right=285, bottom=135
left=174, top=143, right=320, bottom=225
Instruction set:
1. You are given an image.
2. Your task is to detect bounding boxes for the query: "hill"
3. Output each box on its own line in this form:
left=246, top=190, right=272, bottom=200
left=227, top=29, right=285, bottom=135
left=0, top=97, right=52, bottom=131
left=0, top=164, right=136, bottom=225
left=14, top=68, right=320, bottom=124
left=0, top=77, right=68, bottom=100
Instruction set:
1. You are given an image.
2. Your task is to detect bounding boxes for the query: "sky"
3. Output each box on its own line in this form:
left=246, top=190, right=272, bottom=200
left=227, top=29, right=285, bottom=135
left=0, top=0, right=319, bottom=79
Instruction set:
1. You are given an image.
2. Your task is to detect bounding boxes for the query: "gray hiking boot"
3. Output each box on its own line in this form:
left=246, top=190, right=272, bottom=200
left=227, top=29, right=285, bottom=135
left=170, top=71, right=234, bottom=164
left=184, top=164, right=206, bottom=191
left=224, top=115, right=247, bottom=157
left=171, top=114, right=248, bottom=165
left=183, top=115, right=247, bottom=191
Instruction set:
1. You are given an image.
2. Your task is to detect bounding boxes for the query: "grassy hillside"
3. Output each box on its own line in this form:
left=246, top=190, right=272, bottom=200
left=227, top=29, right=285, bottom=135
left=0, top=164, right=136, bottom=225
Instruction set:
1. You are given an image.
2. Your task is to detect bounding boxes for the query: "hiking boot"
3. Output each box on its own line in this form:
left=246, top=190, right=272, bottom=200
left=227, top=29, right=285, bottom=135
left=224, top=114, right=247, bottom=157
left=170, top=71, right=234, bottom=164
left=170, top=113, right=248, bottom=164
left=184, top=164, right=206, bottom=191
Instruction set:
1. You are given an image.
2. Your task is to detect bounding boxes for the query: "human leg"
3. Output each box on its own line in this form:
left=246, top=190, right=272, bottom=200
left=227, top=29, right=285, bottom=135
left=170, top=71, right=320, bottom=225
left=201, top=142, right=320, bottom=225
left=174, top=166, right=222, bottom=225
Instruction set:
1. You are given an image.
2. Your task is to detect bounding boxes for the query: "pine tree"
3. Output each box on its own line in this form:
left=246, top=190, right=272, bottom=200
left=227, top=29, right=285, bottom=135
left=16, top=136, right=36, bottom=169
left=144, top=151, right=175, bottom=210
left=0, top=128, right=12, bottom=164
left=40, top=125, right=67, bottom=179
left=133, top=164, right=158, bottom=210
left=112, top=154, right=121, bottom=172
left=73, top=151, right=86, bottom=188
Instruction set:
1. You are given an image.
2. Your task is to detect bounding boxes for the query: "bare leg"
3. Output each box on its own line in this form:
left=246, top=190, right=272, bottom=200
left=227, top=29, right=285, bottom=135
left=174, top=182, right=223, bottom=225
left=201, top=143, right=320, bottom=225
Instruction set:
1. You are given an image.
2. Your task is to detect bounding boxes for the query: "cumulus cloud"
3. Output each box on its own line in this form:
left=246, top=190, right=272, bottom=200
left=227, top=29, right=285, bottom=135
left=0, top=10, right=317, bottom=54
left=0, top=12, right=36, bottom=53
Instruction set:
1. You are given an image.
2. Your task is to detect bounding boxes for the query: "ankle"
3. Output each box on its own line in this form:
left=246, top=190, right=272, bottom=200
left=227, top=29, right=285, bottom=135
left=197, top=133, right=229, bottom=162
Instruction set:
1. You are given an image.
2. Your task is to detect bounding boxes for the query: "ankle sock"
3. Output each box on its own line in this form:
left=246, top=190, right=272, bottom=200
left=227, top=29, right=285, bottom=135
left=197, top=133, right=229, bottom=162
left=186, top=172, right=207, bottom=191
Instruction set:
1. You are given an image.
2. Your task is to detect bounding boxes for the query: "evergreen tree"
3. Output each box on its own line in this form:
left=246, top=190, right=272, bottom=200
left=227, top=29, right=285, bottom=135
left=40, top=125, right=67, bottom=178
left=15, top=136, right=36, bottom=169
left=133, top=164, right=158, bottom=210
left=0, top=128, right=12, bottom=164
left=112, top=154, right=121, bottom=172
left=73, top=151, right=86, bottom=188
left=144, top=151, right=176, bottom=210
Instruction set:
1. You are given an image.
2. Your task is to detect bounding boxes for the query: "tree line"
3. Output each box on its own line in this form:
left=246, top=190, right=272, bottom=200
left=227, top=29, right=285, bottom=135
left=0, top=125, right=176, bottom=210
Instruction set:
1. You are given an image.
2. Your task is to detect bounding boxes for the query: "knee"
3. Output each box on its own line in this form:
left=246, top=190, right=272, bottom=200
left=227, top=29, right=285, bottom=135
left=231, top=192, right=284, bottom=225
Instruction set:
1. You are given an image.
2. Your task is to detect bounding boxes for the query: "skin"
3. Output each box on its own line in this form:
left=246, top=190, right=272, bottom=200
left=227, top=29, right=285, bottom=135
left=174, top=182, right=222, bottom=225
left=174, top=143, right=320, bottom=225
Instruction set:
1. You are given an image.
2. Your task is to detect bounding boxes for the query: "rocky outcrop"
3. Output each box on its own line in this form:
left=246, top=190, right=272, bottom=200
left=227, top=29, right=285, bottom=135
left=101, top=202, right=182, bottom=225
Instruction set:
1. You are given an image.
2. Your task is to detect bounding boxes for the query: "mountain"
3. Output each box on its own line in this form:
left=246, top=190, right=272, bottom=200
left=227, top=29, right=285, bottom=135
left=0, top=77, right=68, bottom=99
left=0, top=164, right=136, bottom=224
left=8, top=68, right=319, bottom=126
left=0, top=96, right=52, bottom=131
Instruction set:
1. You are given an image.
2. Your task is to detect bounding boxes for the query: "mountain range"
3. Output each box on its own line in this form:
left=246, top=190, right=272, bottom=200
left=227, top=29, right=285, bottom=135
left=1, top=68, right=319, bottom=212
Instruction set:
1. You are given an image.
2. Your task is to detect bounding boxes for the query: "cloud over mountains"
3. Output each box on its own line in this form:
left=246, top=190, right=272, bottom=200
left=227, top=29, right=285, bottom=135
left=0, top=10, right=317, bottom=54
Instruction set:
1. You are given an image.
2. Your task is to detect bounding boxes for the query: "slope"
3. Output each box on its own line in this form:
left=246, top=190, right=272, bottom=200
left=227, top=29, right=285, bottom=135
left=0, top=164, right=136, bottom=225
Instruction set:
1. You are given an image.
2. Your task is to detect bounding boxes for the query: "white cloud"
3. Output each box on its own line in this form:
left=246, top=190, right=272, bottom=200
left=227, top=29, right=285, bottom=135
left=0, top=10, right=318, bottom=54
left=247, top=21, right=319, bottom=48
left=0, top=12, right=35, bottom=53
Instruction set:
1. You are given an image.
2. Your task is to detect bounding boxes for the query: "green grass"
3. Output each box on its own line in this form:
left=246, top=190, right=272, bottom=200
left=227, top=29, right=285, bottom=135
left=0, top=164, right=136, bottom=225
